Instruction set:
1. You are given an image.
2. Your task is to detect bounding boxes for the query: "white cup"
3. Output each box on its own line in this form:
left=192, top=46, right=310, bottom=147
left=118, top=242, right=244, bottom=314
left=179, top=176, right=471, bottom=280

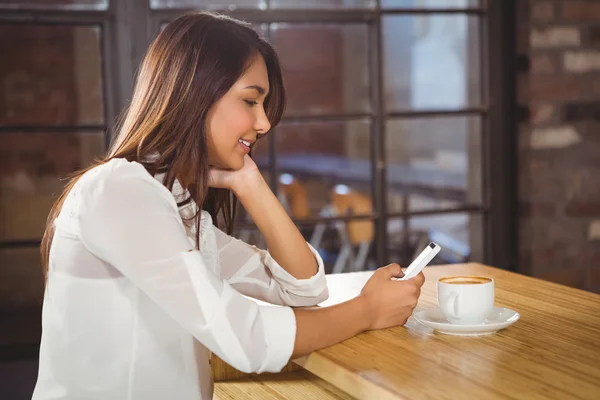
left=437, top=276, right=495, bottom=325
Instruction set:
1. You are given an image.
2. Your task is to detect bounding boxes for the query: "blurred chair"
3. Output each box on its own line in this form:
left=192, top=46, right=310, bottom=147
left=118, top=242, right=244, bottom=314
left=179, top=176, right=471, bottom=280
left=238, top=174, right=310, bottom=249
left=277, top=173, right=310, bottom=219
left=330, top=185, right=374, bottom=274
left=278, top=174, right=328, bottom=250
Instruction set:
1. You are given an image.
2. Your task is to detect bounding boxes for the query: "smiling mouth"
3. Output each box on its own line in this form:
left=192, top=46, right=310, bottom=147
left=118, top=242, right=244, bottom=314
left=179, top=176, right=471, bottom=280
left=238, top=139, right=252, bottom=154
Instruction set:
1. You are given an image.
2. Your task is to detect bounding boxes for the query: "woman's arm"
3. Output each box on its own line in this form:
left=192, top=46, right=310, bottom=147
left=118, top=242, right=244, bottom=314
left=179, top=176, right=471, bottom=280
left=215, top=227, right=328, bottom=307
left=292, top=264, right=423, bottom=358
left=210, top=155, right=318, bottom=280
left=234, top=174, right=317, bottom=279
left=292, top=296, right=369, bottom=357
left=78, top=160, right=423, bottom=374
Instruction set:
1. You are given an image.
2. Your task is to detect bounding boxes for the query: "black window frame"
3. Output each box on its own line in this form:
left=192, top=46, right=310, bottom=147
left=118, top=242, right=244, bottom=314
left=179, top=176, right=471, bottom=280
left=0, top=0, right=517, bottom=270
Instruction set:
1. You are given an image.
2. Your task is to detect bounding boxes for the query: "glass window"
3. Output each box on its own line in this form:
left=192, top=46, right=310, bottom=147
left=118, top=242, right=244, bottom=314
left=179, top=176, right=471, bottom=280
left=0, top=0, right=108, bottom=10
left=251, top=133, right=271, bottom=168
left=385, top=116, right=481, bottom=212
left=152, top=0, right=379, bottom=8
left=0, top=247, right=44, bottom=349
left=232, top=220, right=378, bottom=274
left=0, top=131, right=106, bottom=242
left=388, top=212, right=472, bottom=266
left=0, top=0, right=491, bottom=284
left=306, top=220, right=377, bottom=274
left=271, top=0, right=374, bottom=8
left=382, top=0, right=480, bottom=8
left=0, top=248, right=44, bottom=311
left=383, top=14, right=480, bottom=111
left=270, top=120, right=372, bottom=219
left=160, top=21, right=266, bottom=39
left=270, top=23, right=370, bottom=116
left=151, top=0, right=263, bottom=8
left=0, top=24, right=104, bottom=126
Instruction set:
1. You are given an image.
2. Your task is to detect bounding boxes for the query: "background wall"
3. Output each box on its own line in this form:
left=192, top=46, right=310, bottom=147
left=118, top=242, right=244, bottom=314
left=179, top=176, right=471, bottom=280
left=518, top=0, right=600, bottom=292
left=0, top=24, right=105, bottom=350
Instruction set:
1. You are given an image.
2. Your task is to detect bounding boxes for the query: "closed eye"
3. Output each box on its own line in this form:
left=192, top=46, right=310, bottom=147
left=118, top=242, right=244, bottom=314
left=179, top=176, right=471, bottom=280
left=244, top=100, right=258, bottom=107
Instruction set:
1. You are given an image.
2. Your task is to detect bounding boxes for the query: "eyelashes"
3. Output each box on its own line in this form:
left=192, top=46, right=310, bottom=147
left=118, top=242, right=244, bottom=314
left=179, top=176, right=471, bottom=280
left=244, top=100, right=258, bottom=107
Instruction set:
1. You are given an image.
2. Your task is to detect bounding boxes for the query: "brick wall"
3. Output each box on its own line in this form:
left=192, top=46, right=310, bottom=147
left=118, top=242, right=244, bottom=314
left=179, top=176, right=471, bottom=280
left=518, top=0, right=600, bottom=292
left=0, top=25, right=105, bottom=319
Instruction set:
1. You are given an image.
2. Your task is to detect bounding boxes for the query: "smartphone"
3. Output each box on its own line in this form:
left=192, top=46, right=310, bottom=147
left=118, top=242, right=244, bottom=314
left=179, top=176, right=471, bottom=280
left=400, top=242, right=441, bottom=280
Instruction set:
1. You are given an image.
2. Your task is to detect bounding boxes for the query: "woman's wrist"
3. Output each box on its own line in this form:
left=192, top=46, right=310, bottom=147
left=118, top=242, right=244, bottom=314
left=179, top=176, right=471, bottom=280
left=232, top=170, right=268, bottom=200
left=353, top=295, right=373, bottom=332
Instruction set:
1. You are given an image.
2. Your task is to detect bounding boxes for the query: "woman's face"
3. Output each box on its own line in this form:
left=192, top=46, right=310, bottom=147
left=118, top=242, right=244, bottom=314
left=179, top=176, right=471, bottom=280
left=205, top=54, right=271, bottom=170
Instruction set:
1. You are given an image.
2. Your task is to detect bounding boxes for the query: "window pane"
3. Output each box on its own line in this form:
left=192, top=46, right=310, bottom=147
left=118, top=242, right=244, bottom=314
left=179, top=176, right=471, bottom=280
left=271, top=0, right=374, bottom=8
left=266, top=120, right=372, bottom=219
left=232, top=221, right=377, bottom=274
left=159, top=21, right=266, bottom=41
left=382, top=0, right=480, bottom=8
left=0, top=24, right=104, bottom=125
left=307, top=219, right=377, bottom=274
left=270, top=23, right=370, bottom=116
left=388, top=212, right=472, bottom=267
left=383, top=15, right=480, bottom=111
left=0, top=247, right=43, bottom=348
left=385, top=116, right=481, bottom=212
left=0, top=131, right=105, bottom=242
left=0, top=0, right=107, bottom=10
left=0, top=247, right=43, bottom=311
left=151, top=0, right=263, bottom=8
left=252, top=133, right=271, bottom=178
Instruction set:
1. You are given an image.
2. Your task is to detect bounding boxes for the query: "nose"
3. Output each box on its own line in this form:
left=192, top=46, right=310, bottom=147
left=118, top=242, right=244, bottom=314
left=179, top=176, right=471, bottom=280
left=254, top=105, right=271, bottom=134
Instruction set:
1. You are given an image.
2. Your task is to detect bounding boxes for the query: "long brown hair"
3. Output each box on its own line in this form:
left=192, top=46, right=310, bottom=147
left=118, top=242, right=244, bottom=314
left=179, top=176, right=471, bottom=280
left=40, top=11, right=286, bottom=275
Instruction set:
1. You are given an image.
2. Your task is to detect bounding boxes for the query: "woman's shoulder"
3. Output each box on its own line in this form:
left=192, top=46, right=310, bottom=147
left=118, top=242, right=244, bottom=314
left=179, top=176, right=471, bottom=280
left=78, top=158, right=174, bottom=207
left=80, top=158, right=149, bottom=186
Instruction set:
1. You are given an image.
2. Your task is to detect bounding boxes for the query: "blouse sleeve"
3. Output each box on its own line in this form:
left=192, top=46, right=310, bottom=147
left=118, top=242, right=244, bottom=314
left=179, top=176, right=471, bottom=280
left=77, top=160, right=296, bottom=374
left=214, top=228, right=329, bottom=307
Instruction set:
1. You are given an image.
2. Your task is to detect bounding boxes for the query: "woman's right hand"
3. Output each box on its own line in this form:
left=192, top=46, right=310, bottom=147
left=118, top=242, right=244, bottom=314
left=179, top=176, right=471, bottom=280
left=291, top=263, right=426, bottom=358
left=360, top=264, right=425, bottom=331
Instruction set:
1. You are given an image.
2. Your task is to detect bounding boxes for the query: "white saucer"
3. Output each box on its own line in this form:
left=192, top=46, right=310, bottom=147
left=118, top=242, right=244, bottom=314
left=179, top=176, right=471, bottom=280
left=414, top=307, right=520, bottom=336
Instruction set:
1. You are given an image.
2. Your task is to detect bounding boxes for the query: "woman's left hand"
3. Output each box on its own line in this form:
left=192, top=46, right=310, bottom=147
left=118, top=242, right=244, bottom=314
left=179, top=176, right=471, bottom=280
left=209, top=155, right=263, bottom=194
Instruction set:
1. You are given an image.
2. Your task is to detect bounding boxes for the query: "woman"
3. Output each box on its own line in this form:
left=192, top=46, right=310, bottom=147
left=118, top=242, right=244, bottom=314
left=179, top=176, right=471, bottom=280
left=33, top=11, right=425, bottom=400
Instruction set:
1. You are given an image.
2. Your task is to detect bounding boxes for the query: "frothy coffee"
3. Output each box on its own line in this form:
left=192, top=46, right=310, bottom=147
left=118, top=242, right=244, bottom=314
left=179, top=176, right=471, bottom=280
left=437, top=275, right=495, bottom=324
left=439, top=276, right=492, bottom=285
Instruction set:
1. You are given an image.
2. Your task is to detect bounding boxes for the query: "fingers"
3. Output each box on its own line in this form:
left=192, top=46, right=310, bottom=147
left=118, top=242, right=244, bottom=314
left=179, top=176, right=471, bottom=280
left=413, top=271, right=426, bottom=287
left=380, top=263, right=402, bottom=279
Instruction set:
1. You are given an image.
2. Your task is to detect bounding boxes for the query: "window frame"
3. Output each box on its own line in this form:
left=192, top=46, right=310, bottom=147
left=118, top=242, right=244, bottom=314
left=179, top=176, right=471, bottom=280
left=0, top=0, right=517, bottom=270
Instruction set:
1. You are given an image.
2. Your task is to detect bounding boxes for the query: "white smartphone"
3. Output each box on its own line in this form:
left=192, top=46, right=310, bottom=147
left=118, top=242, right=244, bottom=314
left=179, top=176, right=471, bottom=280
left=400, top=242, right=441, bottom=280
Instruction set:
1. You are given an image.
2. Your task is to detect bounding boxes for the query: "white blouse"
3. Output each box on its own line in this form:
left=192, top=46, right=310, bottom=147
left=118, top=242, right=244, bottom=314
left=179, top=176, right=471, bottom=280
left=32, top=158, right=328, bottom=400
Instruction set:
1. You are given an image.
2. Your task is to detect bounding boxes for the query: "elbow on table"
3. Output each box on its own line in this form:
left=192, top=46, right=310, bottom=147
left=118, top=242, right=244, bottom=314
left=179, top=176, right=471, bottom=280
left=312, top=285, right=329, bottom=305
left=223, top=350, right=290, bottom=375
left=284, top=284, right=329, bottom=307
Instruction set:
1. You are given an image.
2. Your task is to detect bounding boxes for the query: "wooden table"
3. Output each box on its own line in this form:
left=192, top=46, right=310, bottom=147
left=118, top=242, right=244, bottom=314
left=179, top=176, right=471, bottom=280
left=292, top=263, right=600, bottom=400
left=214, top=370, right=354, bottom=400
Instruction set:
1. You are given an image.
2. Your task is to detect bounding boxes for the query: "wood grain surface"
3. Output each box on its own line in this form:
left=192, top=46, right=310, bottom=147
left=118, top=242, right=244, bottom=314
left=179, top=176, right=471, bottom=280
left=293, top=263, right=600, bottom=400
left=211, top=355, right=302, bottom=382
left=214, top=370, right=356, bottom=400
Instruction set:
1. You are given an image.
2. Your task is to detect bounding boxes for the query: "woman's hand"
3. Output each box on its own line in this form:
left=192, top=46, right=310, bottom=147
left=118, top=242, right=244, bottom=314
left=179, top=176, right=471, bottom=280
left=209, top=155, right=263, bottom=195
left=359, top=264, right=425, bottom=330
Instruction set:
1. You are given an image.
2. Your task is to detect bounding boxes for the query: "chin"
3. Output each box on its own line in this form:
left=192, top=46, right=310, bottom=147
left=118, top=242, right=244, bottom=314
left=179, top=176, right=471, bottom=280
left=227, top=157, right=245, bottom=171
left=213, top=154, right=244, bottom=171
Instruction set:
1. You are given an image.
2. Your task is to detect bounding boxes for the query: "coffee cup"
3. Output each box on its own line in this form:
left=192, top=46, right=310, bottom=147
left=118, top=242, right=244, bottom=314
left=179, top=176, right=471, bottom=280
left=437, top=276, right=494, bottom=325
